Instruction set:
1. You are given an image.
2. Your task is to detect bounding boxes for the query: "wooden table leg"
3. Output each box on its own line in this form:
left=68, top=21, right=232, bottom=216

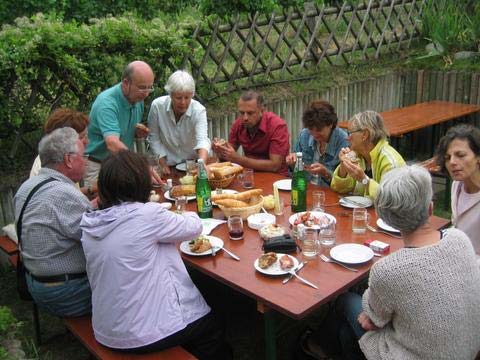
left=257, top=302, right=277, bottom=360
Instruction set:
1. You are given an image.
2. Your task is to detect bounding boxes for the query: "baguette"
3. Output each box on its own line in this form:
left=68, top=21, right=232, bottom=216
left=234, top=189, right=263, bottom=201
left=207, top=162, right=232, bottom=169
left=170, top=185, right=196, bottom=198
left=211, top=192, right=237, bottom=201
left=212, top=165, right=244, bottom=178
left=214, top=199, right=249, bottom=208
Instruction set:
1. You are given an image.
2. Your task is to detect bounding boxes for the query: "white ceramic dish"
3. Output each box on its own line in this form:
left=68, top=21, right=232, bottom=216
left=254, top=254, right=299, bottom=275
left=376, top=218, right=401, bottom=233
left=247, top=213, right=276, bottom=230
left=339, top=196, right=373, bottom=209
left=175, top=163, right=187, bottom=172
left=288, top=211, right=336, bottom=229
left=159, top=202, right=172, bottom=210
left=164, top=190, right=196, bottom=202
left=274, top=179, right=292, bottom=191
left=179, top=236, right=224, bottom=256
left=329, top=244, right=374, bottom=265
left=211, top=189, right=239, bottom=206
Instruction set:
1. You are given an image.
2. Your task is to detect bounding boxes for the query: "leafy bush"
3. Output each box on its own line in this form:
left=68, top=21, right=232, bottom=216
left=421, top=0, right=480, bottom=53
left=0, top=306, right=22, bottom=359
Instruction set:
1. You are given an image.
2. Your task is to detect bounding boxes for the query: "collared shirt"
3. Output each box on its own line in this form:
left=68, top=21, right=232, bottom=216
left=14, top=168, right=92, bottom=276
left=148, top=96, right=211, bottom=165
left=80, top=202, right=210, bottom=349
left=86, top=83, right=144, bottom=160
left=293, top=127, right=349, bottom=186
left=229, top=111, right=290, bottom=175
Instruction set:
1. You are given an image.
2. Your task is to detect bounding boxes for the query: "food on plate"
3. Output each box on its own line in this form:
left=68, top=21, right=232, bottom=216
left=279, top=254, right=294, bottom=270
left=293, top=211, right=332, bottom=227
left=214, top=199, right=249, bottom=208
left=188, top=235, right=212, bottom=253
left=179, top=175, right=196, bottom=185
left=262, top=195, right=275, bottom=210
left=258, top=252, right=278, bottom=269
left=149, top=190, right=160, bottom=202
left=259, top=224, right=286, bottom=240
left=170, top=185, right=196, bottom=198
left=345, top=150, right=359, bottom=163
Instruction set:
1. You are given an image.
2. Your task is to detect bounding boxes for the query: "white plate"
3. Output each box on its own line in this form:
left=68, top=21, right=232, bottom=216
left=339, top=196, right=373, bottom=209
left=254, top=254, right=299, bottom=276
left=159, top=202, right=172, bottom=210
left=330, top=244, right=374, bottom=265
left=211, top=189, right=238, bottom=206
left=164, top=190, right=196, bottom=202
left=179, top=236, right=224, bottom=256
left=274, top=179, right=292, bottom=191
left=288, top=211, right=336, bottom=229
left=176, top=163, right=187, bottom=171
left=376, top=218, right=401, bottom=233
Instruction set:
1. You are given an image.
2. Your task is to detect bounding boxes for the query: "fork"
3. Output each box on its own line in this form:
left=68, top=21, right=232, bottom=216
left=366, top=224, right=402, bottom=239
left=319, top=254, right=358, bottom=272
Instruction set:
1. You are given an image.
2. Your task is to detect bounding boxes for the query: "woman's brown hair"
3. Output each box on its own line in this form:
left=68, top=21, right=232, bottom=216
left=44, top=108, right=89, bottom=134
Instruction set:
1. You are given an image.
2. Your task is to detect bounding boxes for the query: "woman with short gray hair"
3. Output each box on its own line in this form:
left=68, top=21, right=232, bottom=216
left=148, top=70, right=210, bottom=175
left=331, top=110, right=405, bottom=198
left=332, top=165, right=480, bottom=360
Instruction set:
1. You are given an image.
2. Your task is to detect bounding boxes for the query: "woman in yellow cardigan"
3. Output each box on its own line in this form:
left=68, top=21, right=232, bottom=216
left=331, top=110, right=405, bottom=198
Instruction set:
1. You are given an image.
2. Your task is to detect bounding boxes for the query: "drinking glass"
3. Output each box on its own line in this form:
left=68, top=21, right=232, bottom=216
left=300, top=227, right=318, bottom=258
left=147, top=153, right=161, bottom=177
left=228, top=215, right=244, bottom=240
left=311, top=191, right=325, bottom=212
left=352, top=208, right=368, bottom=234
left=175, top=196, right=188, bottom=214
left=186, top=159, right=196, bottom=175
left=319, top=222, right=336, bottom=248
left=273, top=198, right=284, bottom=216
left=240, top=168, right=255, bottom=189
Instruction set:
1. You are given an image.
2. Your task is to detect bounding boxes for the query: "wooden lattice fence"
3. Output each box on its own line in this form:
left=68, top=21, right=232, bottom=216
left=187, top=0, right=426, bottom=97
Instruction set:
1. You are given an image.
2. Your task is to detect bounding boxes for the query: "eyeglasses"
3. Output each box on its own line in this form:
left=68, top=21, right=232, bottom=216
left=131, top=83, right=154, bottom=93
left=347, top=129, right=363, bottom=136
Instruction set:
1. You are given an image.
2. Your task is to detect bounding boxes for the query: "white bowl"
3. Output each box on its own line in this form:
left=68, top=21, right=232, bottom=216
left=247, top=213, right=276, bottom=230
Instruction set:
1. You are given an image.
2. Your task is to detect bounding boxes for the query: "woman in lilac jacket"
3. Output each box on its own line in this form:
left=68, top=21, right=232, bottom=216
left=80, top=150, right=229, bottom=359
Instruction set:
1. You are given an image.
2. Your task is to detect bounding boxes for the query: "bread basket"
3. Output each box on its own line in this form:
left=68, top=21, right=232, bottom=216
left=208, top=173, right=236, bottom=189
left=217, top=195, right=263, bottom=220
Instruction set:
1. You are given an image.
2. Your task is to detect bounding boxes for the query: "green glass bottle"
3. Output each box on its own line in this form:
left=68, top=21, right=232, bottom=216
left=291, top=152, right=307, bottom=213
left=196, top=159, right=212, bottom=218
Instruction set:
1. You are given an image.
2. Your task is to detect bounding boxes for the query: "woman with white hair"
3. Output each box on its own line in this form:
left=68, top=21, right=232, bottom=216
left=332, top=165, right=480, bottom=360
left=148, top=70, right=211, bottom=175
left=331, top=110, right=405, bottom=198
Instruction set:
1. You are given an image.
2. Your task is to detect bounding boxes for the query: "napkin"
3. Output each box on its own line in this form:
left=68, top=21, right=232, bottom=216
left=201, top=218, right=226, bottom=235
left=2, top=224, right=18, bottom=244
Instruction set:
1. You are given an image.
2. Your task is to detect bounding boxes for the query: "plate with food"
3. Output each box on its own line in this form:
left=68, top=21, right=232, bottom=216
left=258, top=224, right=287, bottom=240
left=164, top=185, right=197, bottom=201
left=180, top=235, right=224, bottom=256
left=254, top=252, right=299, bottom=276
left=273, top=179, right=292, bottom=191
left=289, top=211, right=336, bottom=229
left=339, top=196, right=373, bottom=209
left=211, top=189, right=238, bottom=206
left=376, top=218, right=401, bottom=233
left=329, top=243, right=374, bottom=265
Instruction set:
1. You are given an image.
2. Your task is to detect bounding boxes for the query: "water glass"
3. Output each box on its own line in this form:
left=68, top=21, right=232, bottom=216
left=300, top=227, right=318, bottom=258
left=147, top=153, right=161, bottom=177
left=228, top=215, right=244, bottom=240
left=175, top=196, right=188, bottom=214
left=352, top=208, right=368, bottom=234
left=311, top=191, right=325, bottom=212
left=319, top=222, right=336, bottom=248
left=273, top=198, right=284, bottom=216
left=186, top=159, right=196, bottom=175
left=240, top=168, right=255, bottom=189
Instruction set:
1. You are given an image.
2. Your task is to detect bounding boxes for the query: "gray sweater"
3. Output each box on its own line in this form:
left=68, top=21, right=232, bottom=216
left=360, top=228, right=480, bottom=360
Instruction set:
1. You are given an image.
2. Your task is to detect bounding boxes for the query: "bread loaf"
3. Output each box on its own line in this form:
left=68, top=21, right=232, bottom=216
left=234, top=189, right=263, bottom=201
left=214, top=199, right=249, bottom=208
left=207, top=162, right=232, bottom=169
left=170, top=185, right=196, bottom=198
left=212, top=165, right=244, bottom=178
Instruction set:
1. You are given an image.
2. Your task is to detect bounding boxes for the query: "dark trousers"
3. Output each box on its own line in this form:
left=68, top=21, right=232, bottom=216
left=117, top=311, right=230, bottom=360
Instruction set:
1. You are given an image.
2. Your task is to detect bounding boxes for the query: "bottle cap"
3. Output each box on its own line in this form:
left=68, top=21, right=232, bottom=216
left=296, top=152, right=302, bottom=157
left=198, top=158, right=204, bottom=164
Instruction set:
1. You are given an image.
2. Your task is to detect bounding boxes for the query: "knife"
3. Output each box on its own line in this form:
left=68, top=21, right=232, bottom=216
left=282, top=262, right=305, bottom=284
left=221, top=247, right=240, bottom=261
left=288, top=271, right=318, bottom=289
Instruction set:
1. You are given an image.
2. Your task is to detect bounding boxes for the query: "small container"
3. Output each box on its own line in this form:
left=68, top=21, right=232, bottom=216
left=364, top=239, right=390, bottom=253
left=259, top=224, right=287, bottom=240
left=247, top=213, right=276, bottom=230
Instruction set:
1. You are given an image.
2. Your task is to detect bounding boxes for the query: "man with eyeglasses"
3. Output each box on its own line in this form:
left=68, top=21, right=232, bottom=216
left=14, top=127, right=92, bottom=317
left=84, top=60, right=159, bottom=186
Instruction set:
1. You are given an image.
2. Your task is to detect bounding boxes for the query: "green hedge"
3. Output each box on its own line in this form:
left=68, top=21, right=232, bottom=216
left=0, top=13, right=201, bottom=138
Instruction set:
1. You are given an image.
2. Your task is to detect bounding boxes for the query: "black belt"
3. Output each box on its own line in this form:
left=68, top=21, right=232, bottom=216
left=88, top=156, right=102, bottom=164
left=27, top=270, right=87, bottom=283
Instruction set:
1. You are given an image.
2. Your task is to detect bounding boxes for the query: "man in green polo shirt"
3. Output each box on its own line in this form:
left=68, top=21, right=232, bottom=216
left=84, top=60, right=158, bottom=186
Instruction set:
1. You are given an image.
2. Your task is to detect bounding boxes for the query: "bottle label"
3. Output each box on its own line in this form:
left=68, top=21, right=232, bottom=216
left=292, top=190, right=298, bottom=206
left=198, top=197, right=212, bottom=213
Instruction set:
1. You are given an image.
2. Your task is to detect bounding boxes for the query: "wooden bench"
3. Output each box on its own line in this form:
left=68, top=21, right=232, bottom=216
left=64, top=316, right=197, bottom=360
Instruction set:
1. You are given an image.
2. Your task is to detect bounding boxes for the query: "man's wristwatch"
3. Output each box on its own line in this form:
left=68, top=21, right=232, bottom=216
left=361, top=175, right=370, bottom=186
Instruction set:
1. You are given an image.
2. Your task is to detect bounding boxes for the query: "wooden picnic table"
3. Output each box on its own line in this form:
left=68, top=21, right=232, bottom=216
left=160, top=171, right=450, bottom=360
left=339, top=100, right=480, bottom=137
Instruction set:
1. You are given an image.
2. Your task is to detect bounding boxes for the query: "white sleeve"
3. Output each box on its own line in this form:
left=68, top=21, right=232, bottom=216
left=147, top=101, right=167, bottom=158
left=193, top=107, right=211, bottom=152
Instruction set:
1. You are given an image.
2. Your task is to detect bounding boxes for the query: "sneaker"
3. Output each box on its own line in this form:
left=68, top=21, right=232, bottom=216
left=300, top=330, right=330, bottom=360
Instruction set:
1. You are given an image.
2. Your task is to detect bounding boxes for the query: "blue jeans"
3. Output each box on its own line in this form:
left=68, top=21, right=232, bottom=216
left=26, top=273, right=92, bottom=317
left=336, top=292, right=366, bottom=360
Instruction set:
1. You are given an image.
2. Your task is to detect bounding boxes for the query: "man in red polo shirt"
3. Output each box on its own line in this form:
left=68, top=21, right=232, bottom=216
left=213, top=91, right=290, bottom=175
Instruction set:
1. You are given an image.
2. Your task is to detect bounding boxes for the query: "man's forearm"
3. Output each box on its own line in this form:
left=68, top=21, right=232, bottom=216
left=105, top=135, right=128, bottom=153
left=197, top=148, right=209, bottom=162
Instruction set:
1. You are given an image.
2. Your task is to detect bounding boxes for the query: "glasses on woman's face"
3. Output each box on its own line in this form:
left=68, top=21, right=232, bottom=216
left=347, top=128, right=363, bottom=136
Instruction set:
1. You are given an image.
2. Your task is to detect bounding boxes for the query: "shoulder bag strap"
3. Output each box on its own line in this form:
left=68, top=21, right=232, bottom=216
left=16, top=177, right=57, bottom=251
